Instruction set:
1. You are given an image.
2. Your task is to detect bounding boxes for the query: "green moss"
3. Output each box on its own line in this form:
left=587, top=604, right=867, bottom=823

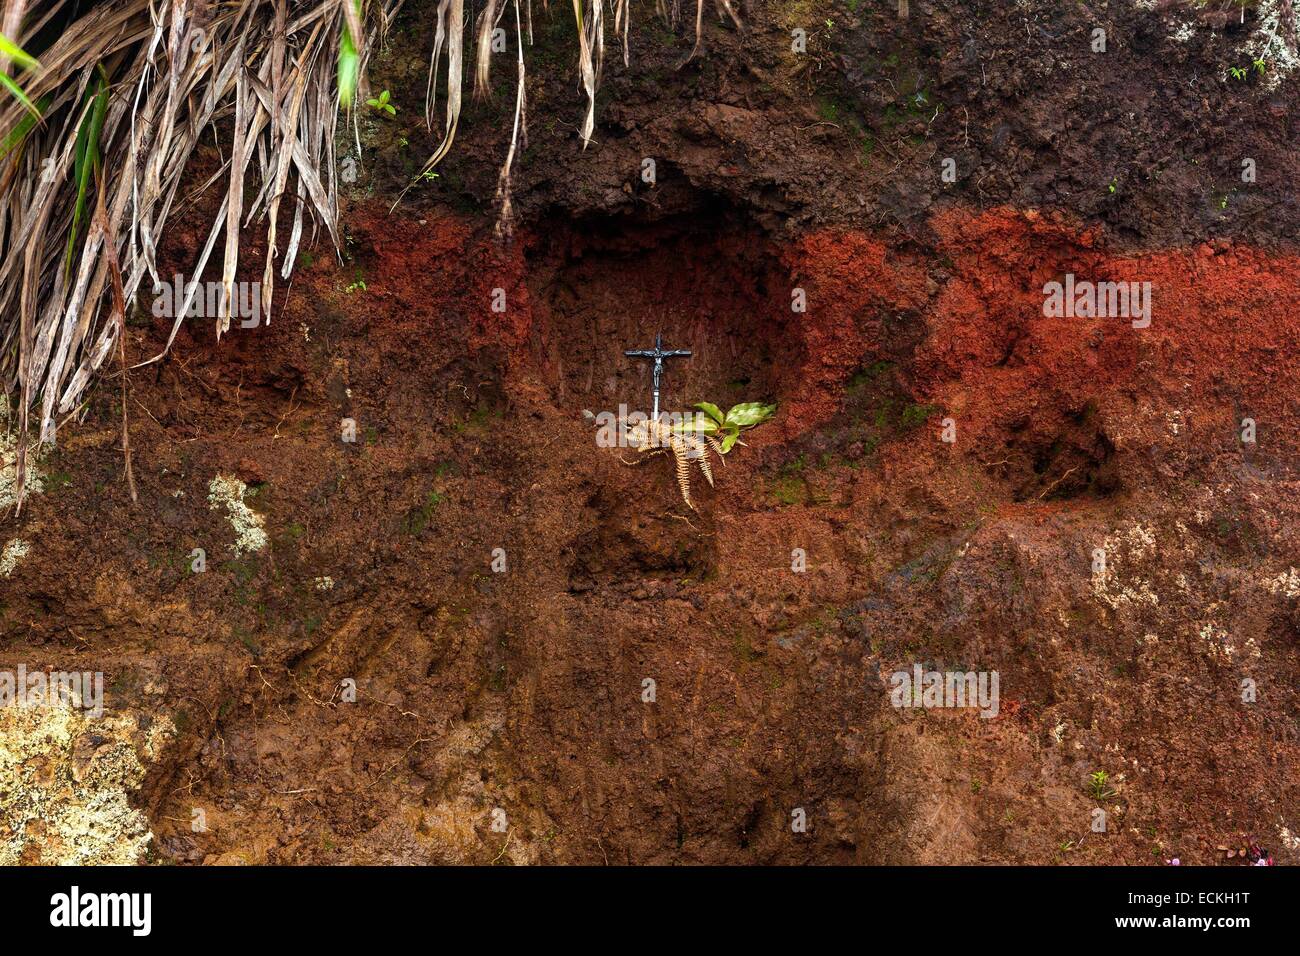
left=848, top=360, right=894, bottom=391
left=405, top=489, right=446, bottom=535
left=732, top=632, right=760, bottom=665
left=816, top=98, right=840, bottom=124
left=899, top=403, right=938, bottom=430
left=771, top=476, right=806, bottom=506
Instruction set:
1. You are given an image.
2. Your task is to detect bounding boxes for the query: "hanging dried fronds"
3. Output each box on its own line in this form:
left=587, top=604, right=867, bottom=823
left=0, top=0, right=401, bottom=513
left=493, top=0, right=527, bottom=238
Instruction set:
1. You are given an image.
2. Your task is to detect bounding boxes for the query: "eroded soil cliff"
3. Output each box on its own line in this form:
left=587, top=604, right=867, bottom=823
left=2, top=1, right=1298, bottom=864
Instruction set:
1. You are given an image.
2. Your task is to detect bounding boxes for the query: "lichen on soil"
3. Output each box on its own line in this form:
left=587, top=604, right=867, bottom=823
left=2, top=2, right=1299, bottom=865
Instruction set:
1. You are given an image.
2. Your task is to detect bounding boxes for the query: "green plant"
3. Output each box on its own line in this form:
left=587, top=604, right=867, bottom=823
left=0, top=33, right=41, bottom=119
left=66, top=67, right=110, bottom=276
left=1088, top=769, right=1116, bottom=800
left=677, top=401, right=778, bottom=453
left=622, top=402, right=776, bottom=511
left=337, top=0, right=362, bottom=109
left=1228, top=65, right=1248, bottom=80
left=366, top=89, right=395, bottom=115
left=1106, top=176, right=1118, bottom=194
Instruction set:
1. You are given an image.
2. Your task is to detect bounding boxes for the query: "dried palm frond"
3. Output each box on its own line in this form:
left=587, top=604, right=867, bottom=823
left=612, top=0, right=630, bottom=67
left=493, top=0, right=526, bottom=238
left=571, top=0, right=602, bottom=147
left=0, top=0, right=401, bottom=514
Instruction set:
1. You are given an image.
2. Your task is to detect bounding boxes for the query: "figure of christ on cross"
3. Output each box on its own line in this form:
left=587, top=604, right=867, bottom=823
left=624, top=332, right=692, bottom=421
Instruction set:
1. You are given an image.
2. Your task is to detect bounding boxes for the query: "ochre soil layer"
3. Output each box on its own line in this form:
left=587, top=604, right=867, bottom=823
left=3, top=201, right=1297, bottom=864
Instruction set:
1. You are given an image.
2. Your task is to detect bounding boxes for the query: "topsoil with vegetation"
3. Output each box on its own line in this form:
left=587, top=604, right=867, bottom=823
left=2, top=0, right=1299, bottom=864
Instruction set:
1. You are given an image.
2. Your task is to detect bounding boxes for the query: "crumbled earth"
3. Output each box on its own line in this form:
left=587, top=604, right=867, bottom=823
left=1, top=2, right=1298, bottom=864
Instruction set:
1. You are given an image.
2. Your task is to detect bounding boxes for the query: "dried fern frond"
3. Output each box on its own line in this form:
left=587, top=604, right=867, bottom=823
left=624, top=418, right=722, bottom=511
left=668, top=434, right=695, bottom=511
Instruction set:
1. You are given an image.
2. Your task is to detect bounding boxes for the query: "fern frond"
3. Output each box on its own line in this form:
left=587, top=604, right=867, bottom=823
left=705, top=434, right=726, bottom=464
left=668, top=435, right=695, bottom=511
left=693, top=436, right=714, bottom=486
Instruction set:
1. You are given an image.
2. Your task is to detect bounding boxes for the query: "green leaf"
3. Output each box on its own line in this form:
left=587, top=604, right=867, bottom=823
left=670, top=417, right=719, bottom=434
left=0, top=96, right=47, bottom=162
left=66, top=69, right=109, bottom=276
left=694, top=401, right=725, bottom=425
left=724, top=402, right=777, bottom=428
left=337, top=12, right=360, bottom=110
left=0, top=34, right=39, bottom=73
left=720, top=431, right=740, bottom=454
left=0, top=33, right=45, bottom=126
left=0, top=71, right=40, bottom=121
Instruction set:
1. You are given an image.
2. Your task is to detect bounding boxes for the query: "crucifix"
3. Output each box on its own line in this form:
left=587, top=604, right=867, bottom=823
left=625, top=332, right=691, bottom=420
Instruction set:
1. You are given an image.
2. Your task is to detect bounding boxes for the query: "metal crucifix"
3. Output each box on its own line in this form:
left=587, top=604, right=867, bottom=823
left=625, top=332, right=691, bottom=420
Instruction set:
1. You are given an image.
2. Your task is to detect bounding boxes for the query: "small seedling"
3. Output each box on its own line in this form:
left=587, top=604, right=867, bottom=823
left=1088, top=769, right=1116, bottom=800
left=366, top=89, right=396, bottom=115
left=1106, top=176, right=1117, bottom=194
left=1228, top=66, right=1247, bottom=81
left=345, top=277, right=367, bottom=293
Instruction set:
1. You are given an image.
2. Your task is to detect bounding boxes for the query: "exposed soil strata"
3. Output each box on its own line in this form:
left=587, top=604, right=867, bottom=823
left=2, top=199, right=1297, bottom=864
left=4, top=0, right=1300, bottom=868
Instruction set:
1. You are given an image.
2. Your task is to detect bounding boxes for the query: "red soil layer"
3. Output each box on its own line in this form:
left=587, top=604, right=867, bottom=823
left=914, top=208, right=1300, bottom=447
left=364, top=205, right=1299, bottom=450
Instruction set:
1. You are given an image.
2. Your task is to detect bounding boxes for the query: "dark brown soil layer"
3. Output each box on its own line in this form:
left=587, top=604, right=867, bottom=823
left=369, top=0, right=1300, bottom=247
